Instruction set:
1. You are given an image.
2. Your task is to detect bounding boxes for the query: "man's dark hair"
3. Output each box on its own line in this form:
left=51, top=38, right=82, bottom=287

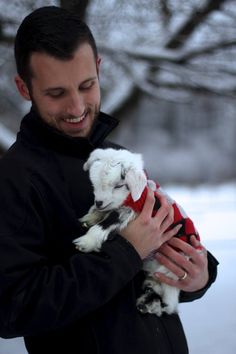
left=14, top=6, right=98, bottom=84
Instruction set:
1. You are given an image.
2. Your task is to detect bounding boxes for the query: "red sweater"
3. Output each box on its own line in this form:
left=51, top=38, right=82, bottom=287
left=123, top=184, right=201, bottom=246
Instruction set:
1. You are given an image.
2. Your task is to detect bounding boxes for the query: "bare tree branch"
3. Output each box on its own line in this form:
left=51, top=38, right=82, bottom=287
left=98, top=43, right=180, bottom=64
left=97, top=0, right=233, bottom=115
left=99, top=37, right=236, bottom=66
left=111, top=51, right=236, bottom=100
left=166, top=0, right=227, bottom=48
left=159, top=0, right=172, bottom=26
left=150, top=81, right=236, bottom=97
left=178, top=39, right=236, bottom=63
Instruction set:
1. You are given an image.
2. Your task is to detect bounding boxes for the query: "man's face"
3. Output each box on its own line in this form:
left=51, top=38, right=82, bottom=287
left=18, top=44, right=101, bottom=138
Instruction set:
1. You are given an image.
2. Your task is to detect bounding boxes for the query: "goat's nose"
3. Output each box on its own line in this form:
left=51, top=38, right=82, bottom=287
left=95, top=200, right=103, bottom=208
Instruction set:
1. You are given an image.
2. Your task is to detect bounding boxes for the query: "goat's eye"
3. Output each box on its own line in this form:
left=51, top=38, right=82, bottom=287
left=114, top=184, right=125, bottom=189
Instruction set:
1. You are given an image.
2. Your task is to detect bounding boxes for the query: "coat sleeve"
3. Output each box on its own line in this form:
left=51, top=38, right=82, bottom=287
left=179, top=251, right=219, bottom=302
left=0, top=161, right=142, bottom=338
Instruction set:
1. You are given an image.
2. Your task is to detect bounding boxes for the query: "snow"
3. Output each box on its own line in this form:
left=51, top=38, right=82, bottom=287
left=180, top=238, right=236, bottom=354
left=0, top=183, right=235, bottom=354
left=166, top=183, right=236, bottom=242
left=169, top=183, right=236, bottom=354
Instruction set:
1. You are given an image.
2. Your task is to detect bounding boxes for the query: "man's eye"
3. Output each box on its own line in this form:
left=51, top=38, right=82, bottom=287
left=47, top=91, right=64, bottom=98
left=81, top=81, right=95, bottom=90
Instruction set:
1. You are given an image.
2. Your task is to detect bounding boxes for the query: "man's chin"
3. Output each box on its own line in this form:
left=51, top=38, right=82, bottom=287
left=31, top=101, right=101, bottom=139
left=64, top=112, right=99, bottom=138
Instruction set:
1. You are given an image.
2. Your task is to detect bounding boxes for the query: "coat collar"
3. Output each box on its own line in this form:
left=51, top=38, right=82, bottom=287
left=18, top=107, right=119, bottom=158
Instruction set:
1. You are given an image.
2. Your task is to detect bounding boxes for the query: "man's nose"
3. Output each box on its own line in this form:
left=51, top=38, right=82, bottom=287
left=66, top=93, right=85, bottom=117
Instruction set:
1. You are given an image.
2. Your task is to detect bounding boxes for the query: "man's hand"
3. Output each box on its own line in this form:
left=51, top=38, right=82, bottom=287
left=120, top=189, right=182, bottom=260
left=154, top=236, right=209, bottom=292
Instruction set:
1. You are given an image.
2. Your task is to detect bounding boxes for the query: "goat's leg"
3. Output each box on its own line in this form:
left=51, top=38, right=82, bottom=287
left=74, top=211, right=121, bottom=252
left=136, top=277, right=165, bottom=316
left=137, top=258, right=180, bottom=316
left=73, top=225, right=110, bottom=252
left=79, top=207, right=105, bottom=228
left=161, top=284, right=180, bottom=315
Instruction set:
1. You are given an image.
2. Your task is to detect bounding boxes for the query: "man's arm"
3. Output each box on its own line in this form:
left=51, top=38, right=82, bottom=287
left=0, top=233, right=142, bottom=338
left=0, top=162, right=143, bottom=338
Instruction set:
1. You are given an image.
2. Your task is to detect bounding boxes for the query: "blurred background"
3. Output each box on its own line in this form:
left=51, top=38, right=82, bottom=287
left=0, top=0, right=235, bottom=353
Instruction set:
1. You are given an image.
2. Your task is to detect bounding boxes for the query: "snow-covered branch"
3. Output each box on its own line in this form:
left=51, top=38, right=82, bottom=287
left=165, top=0, right=227, bottom=49
left=99, top=37, right=236, bottom=65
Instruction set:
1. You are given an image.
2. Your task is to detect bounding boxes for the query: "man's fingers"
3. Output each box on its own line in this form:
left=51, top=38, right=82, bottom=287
left=162, top=224, right=182, bottom=243
left=154, top=193, right=173, bottom=230
left=140, top=189, right=155, bottom=218
left=164, top=237, right=207, bottom=266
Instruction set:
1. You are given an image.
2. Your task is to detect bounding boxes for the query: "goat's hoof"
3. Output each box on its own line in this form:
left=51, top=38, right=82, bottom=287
left=73, top=236, right=100, bottom=253
left=73, top=238, right=90, bottom=253
left=136, top=303, right=148, bottom=314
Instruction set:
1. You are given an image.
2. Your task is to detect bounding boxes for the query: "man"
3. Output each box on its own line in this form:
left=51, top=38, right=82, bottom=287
left=0, top=6, right=218, bottom=354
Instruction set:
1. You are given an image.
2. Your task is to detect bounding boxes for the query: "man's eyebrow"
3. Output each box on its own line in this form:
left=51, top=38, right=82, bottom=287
left=43, top=77, right=98, bottom=93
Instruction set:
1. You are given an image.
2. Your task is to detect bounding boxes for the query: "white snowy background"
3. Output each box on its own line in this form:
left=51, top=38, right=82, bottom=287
left=0, top=182, right=235, bottom=354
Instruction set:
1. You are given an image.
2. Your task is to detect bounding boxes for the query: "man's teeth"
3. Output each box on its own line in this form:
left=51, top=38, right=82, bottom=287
left=65, top=115, right=85, bottom=123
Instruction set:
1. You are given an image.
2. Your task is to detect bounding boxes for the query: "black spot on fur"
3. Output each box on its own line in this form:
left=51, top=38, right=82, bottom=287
left=138, top=287, right=167, bottom=312
left=144, top=287, right=162, bottom=304
left=99, top=211, right=120, bottom=229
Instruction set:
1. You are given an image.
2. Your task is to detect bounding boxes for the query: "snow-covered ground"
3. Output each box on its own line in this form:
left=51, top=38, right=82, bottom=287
left=171, top=183, right=236, bottom=354
left=0, top=183, right=235, bottom=354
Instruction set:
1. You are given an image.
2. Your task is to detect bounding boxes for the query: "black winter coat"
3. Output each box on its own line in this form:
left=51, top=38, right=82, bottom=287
left=0, top=109, right=218, bottom=354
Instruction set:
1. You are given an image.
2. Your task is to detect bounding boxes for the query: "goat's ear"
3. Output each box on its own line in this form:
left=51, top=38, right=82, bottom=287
left=83, top=161, right=91, bottom=171
left=83, top=149, right=105, bottom=171
left=124, top=168, right=147, bottom=201
left=83, top=157, right=100, bottom=171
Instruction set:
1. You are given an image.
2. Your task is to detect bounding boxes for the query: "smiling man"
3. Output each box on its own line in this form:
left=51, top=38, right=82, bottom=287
left=0, top=6, right=218, bottom=354
left=15, top=44, right=101, bottom=138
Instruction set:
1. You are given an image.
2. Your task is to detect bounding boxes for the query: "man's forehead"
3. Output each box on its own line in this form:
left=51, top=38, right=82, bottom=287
left=29, top=46, right=98, bottom=89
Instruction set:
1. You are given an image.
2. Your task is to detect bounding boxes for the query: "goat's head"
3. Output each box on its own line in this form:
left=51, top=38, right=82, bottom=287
left=84, top=148, right=147, bottom=211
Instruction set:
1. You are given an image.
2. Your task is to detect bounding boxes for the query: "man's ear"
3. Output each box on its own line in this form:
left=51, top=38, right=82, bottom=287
left=15, top=75, right=31, bottom=101
left=96, top=56, right=101, bottom=76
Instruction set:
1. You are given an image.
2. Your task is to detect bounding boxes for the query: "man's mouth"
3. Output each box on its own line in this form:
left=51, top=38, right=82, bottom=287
left=63, top=111, right=87, bottom=124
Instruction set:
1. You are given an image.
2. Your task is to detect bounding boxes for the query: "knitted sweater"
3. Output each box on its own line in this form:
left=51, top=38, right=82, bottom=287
left=123, top=184, right=201, bottom=246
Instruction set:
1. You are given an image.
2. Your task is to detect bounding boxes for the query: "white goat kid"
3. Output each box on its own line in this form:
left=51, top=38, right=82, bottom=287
left=73, top=148, right=199, bottom=316
left=74, top=148, right=149, bottom=251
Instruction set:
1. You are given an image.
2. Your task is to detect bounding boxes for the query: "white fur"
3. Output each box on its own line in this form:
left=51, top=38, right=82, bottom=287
left=73, top=148, right=180, bottom=316
left=83, top=148, right=147, bottom=208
